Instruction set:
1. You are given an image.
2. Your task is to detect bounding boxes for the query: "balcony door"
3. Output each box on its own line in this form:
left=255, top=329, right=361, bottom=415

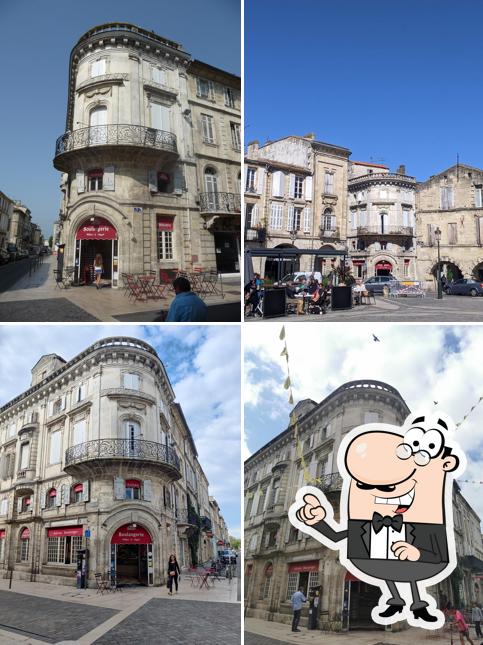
left=204, top=168, right=219, bottom=210
left=89, top=106, right=107, bottom=145
left=380, top=211, right=388, bottom=234
left=125, top=421, right=140, bottom=457
left=150, top=103, right=170, bottom=132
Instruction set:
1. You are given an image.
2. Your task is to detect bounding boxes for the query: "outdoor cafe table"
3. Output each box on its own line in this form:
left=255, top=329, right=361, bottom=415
left=137, top=275, right=165, bottom=299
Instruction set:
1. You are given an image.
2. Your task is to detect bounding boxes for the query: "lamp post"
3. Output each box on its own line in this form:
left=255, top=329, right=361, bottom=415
left=435, top=226, right=442, bottom=299
left=289, top=229, right=298, bottom=278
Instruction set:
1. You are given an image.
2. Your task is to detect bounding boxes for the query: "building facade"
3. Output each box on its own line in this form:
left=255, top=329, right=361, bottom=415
left=53, top=23, right=240, bottom=288
left=348, top=162, right=417, bottom=280
left=244, top=136, right=350, bottom=281
left=415, top=164, right=483, bottom=286
left=244, top=380, right=483, bottom=632
left=0, top=192, right=14, bottom=251
left=8, top=203, right=32, bottom=253
left=0, top=337, right=222, bottom=587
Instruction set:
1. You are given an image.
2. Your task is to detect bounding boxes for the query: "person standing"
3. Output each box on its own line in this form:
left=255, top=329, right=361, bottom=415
left=165, top=277, right=208, bottom=322
left=167, top=554, right=181, bottom=595
left=93, top=253, right=103, bottom=289
left=472, top=602, right=483, bottom=638
left=291, top=586, right=306, bottom=632
left=453, top=606, right=475, bottom=645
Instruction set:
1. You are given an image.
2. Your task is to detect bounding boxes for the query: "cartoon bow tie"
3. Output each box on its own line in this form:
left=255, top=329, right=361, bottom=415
left=371, top=512, right=403, bottom=533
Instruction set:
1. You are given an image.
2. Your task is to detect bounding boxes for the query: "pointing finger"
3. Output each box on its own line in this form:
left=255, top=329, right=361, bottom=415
left=303, top=494, right=321, bottom=508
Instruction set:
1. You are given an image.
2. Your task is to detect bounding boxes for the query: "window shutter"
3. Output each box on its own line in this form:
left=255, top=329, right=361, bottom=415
left=289, top=174, right=295, bottom=198
left=80, top=384, right=87, bottom=400
left=82, top=481, right=90, bottom=503
left=148, top=170, right=157, bottom=193
left=0, top=455, right=6, bottom=480
left=174, top=167, right=186, bottom=193
left=61, top=395, right=66, bottom=411
left=48, top=401, right=54, bottom=417
left=448, top=187, right=454, bottom=208
left=264, top=533, right=270, bottom=547
left=17, top=498, right=22, bottom=514
left=114, top=477, right=125, bottom=500
left=256, top=168, right=265, bottom=194
left=305, top=176, right=313, bottom=201
left=143, top=479, right=152, bottom=502
left=303, top=207, right=311, bottom=233
left=62, top=484, right=69, bottom=505
left=104, top=166, right=115, bottom=191
left=76, top=170, right=85, bottom=194
left=251, top=205, right=259, bottom=226
left=56, top=490, right=62, bottom=507
left=269, top=203, right=277, bottom=228
left=40, top=490, right=46, bottom=509
left=244, top=165, right=248, bottom=190
left=208, top=80, right=214, bottom=98
left=285, top=522, right=292, bottom=543
left=331, top=215, right=336, bottom=230
left=272, top=171, right=283, bottom=197
left=287, top=205, right=294, bottom=231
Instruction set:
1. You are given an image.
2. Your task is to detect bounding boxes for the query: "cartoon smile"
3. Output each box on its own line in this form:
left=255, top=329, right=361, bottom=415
left=374, top=483, right=416, bottom=514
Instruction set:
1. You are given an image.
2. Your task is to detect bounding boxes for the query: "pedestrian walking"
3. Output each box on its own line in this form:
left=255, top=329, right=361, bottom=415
left=93, top=253, right=103, bottom=289
left=167, top=554, right=180, bottom=595
left=472, top=602, right=483, bottom=638
left=447, top=604, right=475, bottom=645
left=165, top=277, right=208, bottom=322
left=291, top=586, right=306, bottom=632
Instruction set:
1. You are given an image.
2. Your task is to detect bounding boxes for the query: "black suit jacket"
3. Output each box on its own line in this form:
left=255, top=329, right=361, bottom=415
left=313, top=518, right=449, bottom=564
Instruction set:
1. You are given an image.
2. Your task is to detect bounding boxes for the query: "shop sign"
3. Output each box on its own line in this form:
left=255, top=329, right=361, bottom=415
left=47, top=526, right=83, bottom=538
left=288, top=560, right=319, bottom=574
left=76, top=217, right=117, bottom=240
left=111, top=524, right=152, bottom=545
left=157, top=216, right=174, bottom=231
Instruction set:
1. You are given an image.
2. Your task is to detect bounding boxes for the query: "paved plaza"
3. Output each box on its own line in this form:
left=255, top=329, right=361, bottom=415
left=0, top=576, right=240, bottom=644
left=0, top=256, right=241, bottom=322
left=246, top=293, right=483, bottom=322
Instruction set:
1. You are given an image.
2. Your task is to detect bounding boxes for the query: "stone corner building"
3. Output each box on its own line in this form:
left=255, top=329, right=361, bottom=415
left=0, top=337, right=226, bottom=587
left=244, top=380, right=483, bottom=632
left=53, top=23, right=241, bottom=287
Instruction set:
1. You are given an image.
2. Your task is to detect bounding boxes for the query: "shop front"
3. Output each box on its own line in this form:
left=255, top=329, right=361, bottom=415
left=342, top=571, right=384, bottom=631
left=110, top=523, right=154, bottom=586
left=74, top=217, right=119, bottom=287
left=375, top=260, right=393, bottom=276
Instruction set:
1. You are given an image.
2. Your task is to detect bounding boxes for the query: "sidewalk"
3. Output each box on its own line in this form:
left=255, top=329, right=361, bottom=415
left=245, top=617, right=458, bottom=645
left=0, top=256, right=241, bottom=322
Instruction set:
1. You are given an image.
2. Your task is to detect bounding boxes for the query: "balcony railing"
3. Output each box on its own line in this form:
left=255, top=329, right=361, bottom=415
left=357, top=226, right=414, bottom=237
left=315, top=472, right=343, bottom=493
left=199, top=192, right=241, bottom=214
left=201, top=515, right=212, bottom=531
left=319, top=227, right=340, bottom=238
left=65, top=438, right=180, bottom=471
left=55, top=125, right=177, bottom=157
left=176, top=507, right=198, bottom=526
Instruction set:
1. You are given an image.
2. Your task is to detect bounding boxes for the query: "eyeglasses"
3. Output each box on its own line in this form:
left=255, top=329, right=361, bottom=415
left=396, top=442, right=431, bottom=466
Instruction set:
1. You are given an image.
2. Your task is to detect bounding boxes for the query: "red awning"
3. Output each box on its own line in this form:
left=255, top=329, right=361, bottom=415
left=288, top=560, right=319, bottom=574
left=20, top=528, right=30, bottom=539
left=352, top=260, right=365, bottom=266
left=375, top=261, right=392, bottom=270
left=0, top=530, right=5, bottom=538
left=157, top=216, right=174, bottom=231
left=111, top=524, right=152, bottom=545
left=125, top=479, right=141, bottom=489
left=47, top=527, right=83, bottom=538
left=88, top=169, right=103, bottom=178
left=404, top=259, right=410, bottom=264
left=73, top=484, right=83, bottom=493
left=345, top=571, right=360, bottom=582
left=49, top=489, right=57, bottom=497
left=76, top=217, right=117, bottom=240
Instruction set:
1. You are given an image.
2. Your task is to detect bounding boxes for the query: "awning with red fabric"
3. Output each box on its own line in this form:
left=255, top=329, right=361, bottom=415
left=0, top=530, right=5, bottom=538
left=288, top=560, right=319, bottom=574
left=352, top=260, right=365, bottom=266
left=345, top=571, right=360, bottom=582
left=125, top=479, right=141, bottom=489
left=73, top=483, right=83, bottom=493
left=20, top=528, right=30, bottom=539
left=48, top=489, right=57, bottom=497
left=157, top=216, right=174, bottom=231
left=111, top=524, right=152, bottom=545
left=87, top=169, right=103, bottom=178
left=47, top=527, right=83, bottom=538
left=375, top=261, right=392, bottom=270
left=76, top=217, right=117, bottom=240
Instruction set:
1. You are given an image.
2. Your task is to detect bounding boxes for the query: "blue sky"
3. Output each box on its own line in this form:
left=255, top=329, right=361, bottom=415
left=0, top=325, right=241, bottom=537
left=244, top=324, right=483, bottom=526
left=0, top=0, right=240, bottom=239
left=245, top=0, right=483, bottom=176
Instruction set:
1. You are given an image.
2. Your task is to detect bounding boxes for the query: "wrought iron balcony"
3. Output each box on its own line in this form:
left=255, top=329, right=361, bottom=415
left=199, top=192, right=241, bottom=215
left=319, top=227, right=340, bottom=239
left=201, top=516, right=212, bottom=532
left=54, top=124, right=177, bottom=163
left=357, top=226, right=414, bottom=237
left=316, top=472, right=343, bottom=493
left=176, top=507, right=198, bottom=527
left=64, top=438, right=181, bottom=477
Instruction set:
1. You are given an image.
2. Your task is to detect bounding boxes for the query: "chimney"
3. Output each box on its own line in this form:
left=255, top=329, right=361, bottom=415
left=303, top=133, right=316, bottom=140
left=246, top=140, right=259, bottom=157
left=396, top=164, right=406, bottom=175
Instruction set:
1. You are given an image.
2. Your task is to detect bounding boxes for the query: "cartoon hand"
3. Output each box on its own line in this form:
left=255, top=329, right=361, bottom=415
left=295, top=494, right=326, bottom=526
left=391, top=541, right=421, bottom=561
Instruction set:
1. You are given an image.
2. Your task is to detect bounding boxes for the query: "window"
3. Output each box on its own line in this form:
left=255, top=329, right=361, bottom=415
left=123, top=373, right=139, bottom=389
left=91, top=58, right=106, bottom=77
left=364, top=411, right=379, bottom=423
left=293, top=208, right=302, bottom=231
left=88, top=106, right=107, bottom=144
left=150, top=102, right=170, bottom=132
left=157, top=230, right=173, bottom=260
left=230, top=122, right=241, bottom=150
left=201, top=114, right=215, bottom=143
left=294, top=175, right=304, bottom=199
left=404, top=261, right=410, bottom=277
left=448, top=222, right=458, bottom=245
left=0, top=534, right=5, bottom=561
left=151, top=66, right=166, bottom=85
left=324, top=172, right=334, bottom=195
left=47, top=535, right=83, bottom=564
left=260, top=565, right=273, bottom=599
left=0, top=499, right=8, bottom=515
left=71, top=483, right=83, bottom=504
left=46, top=488, right=57, bottom=508
left=87, top=169, right=103, bottom=191
left=157, top=172, right=171, bottom=193
left=19, top=443, right=29, bottom=470
left=125, top=479, right=141, bottom=500
left=18, top=531, right=29, bottom=562
left=245, top=203, right=255, bottom=228
left=76, top=384, right=86, bottom=403
left=257, top=488, right=267, bottom=514
left=246, top=168, right=256, bottom=192
left=440, top=186, right=454, bottom=209
left=49, top=431, right=61, bottom=465
left=380, top=241, right=387, bottom=250
left=197, top=77, right=214, bottom=99
left=269, top=203, right=283, bottom=230
left=20, top=496, right=31, bottom=513
left=476, top=185, right=483, bottom=208
left=427, top=223, right=436, bottom=246
left=244, top=496, right=253, bottom=519
left=73, top=420, right=86, bottom=446
left=8, top=423, right=16, bottom=438
left=52, top=396, right=66, bottom=416
left=125, top=421, right=141, bottom=456
left=268, top=478, right=280, bottom=508
left=322, top=208, right=335, bottom=231
left=286, top=573, right=298, bottom=599
left=288, top=525, right=299, bottom=543
left=380, top=189, right=388, bottom=199
left=224, top=87, right=235, bottom=108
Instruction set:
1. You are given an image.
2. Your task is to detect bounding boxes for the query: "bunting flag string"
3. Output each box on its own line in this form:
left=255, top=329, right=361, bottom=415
left=456, top=395, right=483, bottom=428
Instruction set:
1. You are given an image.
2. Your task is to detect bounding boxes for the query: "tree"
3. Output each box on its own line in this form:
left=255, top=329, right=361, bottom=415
left=229, top=536, right=240, bottom=550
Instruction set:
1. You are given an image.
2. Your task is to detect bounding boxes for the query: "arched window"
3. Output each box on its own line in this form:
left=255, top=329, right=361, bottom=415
left=46, top=487, right=57, bottom=508
left=18, top=527, right=30, bottom=562
left=322, top=208, right=334, bottom=231
left=204, top=167, right=218, bottom=194
left=71, top=483, right=84, bottom=504
left=19, top=495, right=31, bottom=514
left=260, top=562, right=273, bottom=599
left=125, top=479, right=141, bottom=500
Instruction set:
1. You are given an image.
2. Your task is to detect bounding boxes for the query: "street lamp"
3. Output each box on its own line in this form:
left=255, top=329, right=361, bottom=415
left=435, top=226, right=442, bottom=299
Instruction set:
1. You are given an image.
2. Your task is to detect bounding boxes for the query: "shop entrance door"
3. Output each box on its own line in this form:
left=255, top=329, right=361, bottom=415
left=111, top=524, right=154, bottom=586
left=75, top=217, right=119, bottom=287
left=344, top=578, right=384, bottom=630
left=214, top=232, right=239, bottom=273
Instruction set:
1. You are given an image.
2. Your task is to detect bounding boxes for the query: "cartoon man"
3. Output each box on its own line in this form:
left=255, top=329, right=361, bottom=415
left=289, top=413, right=465, bottom=629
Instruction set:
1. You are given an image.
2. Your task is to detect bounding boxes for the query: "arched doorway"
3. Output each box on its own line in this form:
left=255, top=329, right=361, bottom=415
left=265, top=244, right=299, bottom=282
left=314, top=245, right=336, bottom=275
left=374, top=260, right=392, bottom=276
left=111, top=523, right=153, bottom=586
left=342, top=571, right=384, bottom=630
left=75, top=216, right=118, bottom=287
left=431, top=261, right=462, bottom=283
left=473, top=262, right=483, bottom=281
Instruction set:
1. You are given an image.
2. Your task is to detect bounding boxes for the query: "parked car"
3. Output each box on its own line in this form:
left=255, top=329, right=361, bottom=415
left=6, top=243, right=19, bottom=261
left=363, top=275, right=399, bottom=294
left=17, top=249, right=29, bottom=260
left=446, top=278, right=483, bottom=296
left=0, top=248, right=9, bottom=265
left=276, top=271, right=323, bottom=287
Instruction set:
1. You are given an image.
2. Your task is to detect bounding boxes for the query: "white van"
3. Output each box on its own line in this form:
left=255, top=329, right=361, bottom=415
left=277, top=271, right=323, bottom=285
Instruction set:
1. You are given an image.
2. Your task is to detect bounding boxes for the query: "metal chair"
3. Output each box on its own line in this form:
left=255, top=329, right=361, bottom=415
left=95, top=572, right=109, bottom=595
